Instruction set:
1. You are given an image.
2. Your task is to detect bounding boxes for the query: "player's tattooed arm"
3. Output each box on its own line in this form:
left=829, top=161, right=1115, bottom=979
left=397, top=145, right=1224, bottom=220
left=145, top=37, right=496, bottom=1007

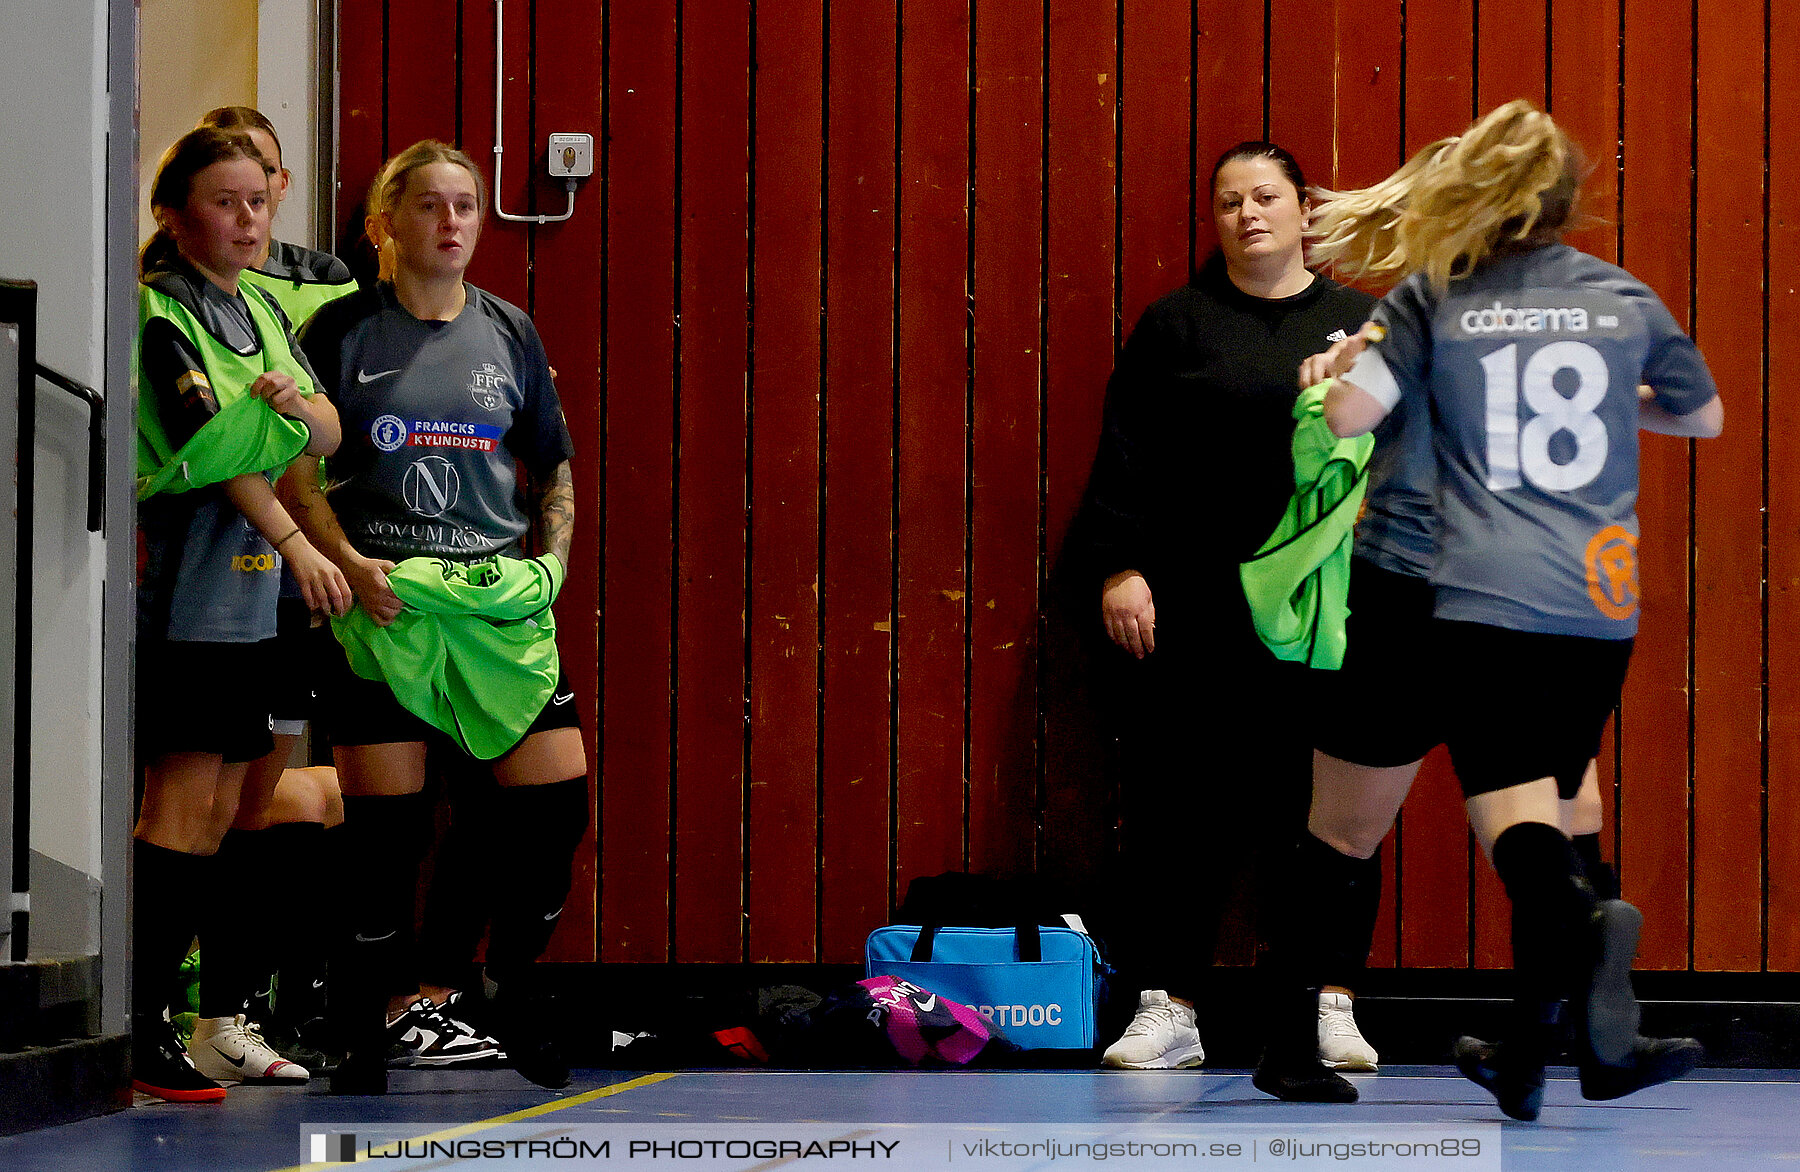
left=533, top=460, right=576, bottom=567
left=279, top=455, right=403, bottom=623
left=278, top=456, right=354, bottom=563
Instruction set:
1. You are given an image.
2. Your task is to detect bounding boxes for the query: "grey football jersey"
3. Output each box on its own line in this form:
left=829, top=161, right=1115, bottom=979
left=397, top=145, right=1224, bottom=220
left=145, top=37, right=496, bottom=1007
left=1353, top=244, right=1717, bottom=637
left=1354, top=385, right=1435, bottom=579
left=136, top=263, right=289, bottom=643
left=301, top=284, right=575, bottom=563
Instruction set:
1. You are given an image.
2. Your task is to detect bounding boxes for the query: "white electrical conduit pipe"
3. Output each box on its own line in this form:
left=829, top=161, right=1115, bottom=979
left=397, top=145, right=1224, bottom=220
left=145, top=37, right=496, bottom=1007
left=493, top=0, right=577, bottom=224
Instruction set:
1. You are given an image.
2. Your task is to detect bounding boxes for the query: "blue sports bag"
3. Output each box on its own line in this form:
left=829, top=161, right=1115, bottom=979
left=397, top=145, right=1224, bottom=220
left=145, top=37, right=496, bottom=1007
left=865, top=921, right=1104, bottom=1051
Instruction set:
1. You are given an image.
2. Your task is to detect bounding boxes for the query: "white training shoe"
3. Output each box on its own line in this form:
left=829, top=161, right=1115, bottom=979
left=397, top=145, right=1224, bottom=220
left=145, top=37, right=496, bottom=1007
left=190, top=1014, right=310, bottom=1082
left=1102, top=990, right=1205, bottom=1069
left=1317, top=991, right=1379, bottom=1071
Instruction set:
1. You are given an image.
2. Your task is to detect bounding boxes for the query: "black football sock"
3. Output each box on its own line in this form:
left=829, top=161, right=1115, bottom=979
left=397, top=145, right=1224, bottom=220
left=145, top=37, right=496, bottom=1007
left=251, top=821, right=330, bottom=1025
left=417, top=764, right=500, bottom=992
left=1572, top=832, right=1620, bottom=901
left=332, top=791, right=433, bottom=1047
left=197, top=830, right=261, bottom=1019
left=1296, top=833, right=1383, bottom=991
left=484, top=777, right=590, bottom=986
left=1492, top=821, right=1596, bottom=1006
left=132, top=839, right=206, bottom=1024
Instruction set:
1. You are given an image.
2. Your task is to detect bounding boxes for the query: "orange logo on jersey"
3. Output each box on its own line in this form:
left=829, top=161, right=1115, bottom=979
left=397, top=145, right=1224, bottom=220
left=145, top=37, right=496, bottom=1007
left=1585, top=525, right=1639, bottom=621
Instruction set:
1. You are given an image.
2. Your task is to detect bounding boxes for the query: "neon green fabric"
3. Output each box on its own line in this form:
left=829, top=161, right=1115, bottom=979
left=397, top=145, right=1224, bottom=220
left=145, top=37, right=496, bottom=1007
left=332, top=554, right=565, bottom=759
left=135, top=393, right=312, bottom=501
left=135, top=282, right=315, bottom=499
left=1240, top=381, right=1375, bottom=670
left=241, top=266, right=358, bottom=329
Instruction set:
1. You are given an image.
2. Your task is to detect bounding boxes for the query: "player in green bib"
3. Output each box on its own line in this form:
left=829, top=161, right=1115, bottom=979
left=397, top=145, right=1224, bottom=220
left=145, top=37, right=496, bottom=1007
left=194, top=106, right=368, bottom=1071
left=200, top=106, right=359, bottom=327
left=132, top=127, right=348, bottom=1102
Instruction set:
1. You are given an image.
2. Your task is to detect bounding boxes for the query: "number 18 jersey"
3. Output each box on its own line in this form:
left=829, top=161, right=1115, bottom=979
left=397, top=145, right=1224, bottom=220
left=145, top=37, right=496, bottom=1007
left=1354, top=243, right=1717, bottom=638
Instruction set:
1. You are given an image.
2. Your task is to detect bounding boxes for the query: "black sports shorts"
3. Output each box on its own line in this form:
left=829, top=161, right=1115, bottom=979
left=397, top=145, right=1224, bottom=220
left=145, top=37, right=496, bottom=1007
left=137, top=638, right=277, bottom=764
left=1433, top=619, right=1633, bottom=800
left=318, top=634, right=580, bottom=756
left=1311, top=557, right=1445, bottom=768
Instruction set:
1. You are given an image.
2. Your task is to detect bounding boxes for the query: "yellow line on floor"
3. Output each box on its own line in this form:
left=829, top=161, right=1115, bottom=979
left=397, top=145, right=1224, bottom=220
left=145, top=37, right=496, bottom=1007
left=268, top=1071, right=679, bottom=1171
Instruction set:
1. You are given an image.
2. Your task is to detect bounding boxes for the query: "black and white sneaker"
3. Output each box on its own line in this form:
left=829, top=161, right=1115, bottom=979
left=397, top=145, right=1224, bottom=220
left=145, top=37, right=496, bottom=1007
left=435, top=992, right=489, bottom=1034
left=385, top=999, right=504, bottom=1067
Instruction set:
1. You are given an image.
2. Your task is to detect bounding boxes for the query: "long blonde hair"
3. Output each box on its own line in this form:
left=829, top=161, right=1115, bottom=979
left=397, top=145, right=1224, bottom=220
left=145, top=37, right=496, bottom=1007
left=1308, top=100, right=1581, bottom=291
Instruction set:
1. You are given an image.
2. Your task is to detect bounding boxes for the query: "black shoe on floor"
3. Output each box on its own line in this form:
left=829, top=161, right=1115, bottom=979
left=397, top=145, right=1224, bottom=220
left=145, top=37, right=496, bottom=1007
left=1582, top=900, right=1644, bottom=1067
left=1252, top=1052, right=1358, bottom=1103
left=1579, top=1036, right=1702, bottom=1101
left=493, top=988, right=571, bottom=1090
left=328, top=1048, right=389, bottom=1095
left=132, top=1016, right=228, bottom=1103
left=261, top=1016, right=337, bottom=1075
left=1454, top=1036, right=1545, bottom=1122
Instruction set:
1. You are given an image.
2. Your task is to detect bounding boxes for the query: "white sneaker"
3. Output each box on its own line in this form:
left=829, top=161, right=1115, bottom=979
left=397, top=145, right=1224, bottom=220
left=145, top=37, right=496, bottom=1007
left=190, top=1014, right=310, bottom=1082
left=1102, top=990, right=1205, bottom=1069
left=1317, top=991, right=1378, bottom=1071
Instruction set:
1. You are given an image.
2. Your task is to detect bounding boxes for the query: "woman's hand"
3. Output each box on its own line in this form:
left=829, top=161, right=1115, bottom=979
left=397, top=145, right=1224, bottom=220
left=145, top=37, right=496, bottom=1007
left=344, top=553, right=403, bottom=626
left=249, top=371, right=342, bottom=455
left=281, top=535, right=353, bottom=617
left=1299, top=320, right=1385, bottom=388
left=1102, top=570, right=1156, bottom=659
left=248, top=371, right=305, bottom=415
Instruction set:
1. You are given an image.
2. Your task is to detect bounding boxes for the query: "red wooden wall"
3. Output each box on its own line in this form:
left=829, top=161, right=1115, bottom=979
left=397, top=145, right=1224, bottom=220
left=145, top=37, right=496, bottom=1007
left=335, top=0, right=1796, bottom=973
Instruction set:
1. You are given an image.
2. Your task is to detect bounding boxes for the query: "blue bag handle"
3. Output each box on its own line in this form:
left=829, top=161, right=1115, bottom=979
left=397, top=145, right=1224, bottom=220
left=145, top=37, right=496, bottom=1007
left=909, top=921, right=1042, bottom=963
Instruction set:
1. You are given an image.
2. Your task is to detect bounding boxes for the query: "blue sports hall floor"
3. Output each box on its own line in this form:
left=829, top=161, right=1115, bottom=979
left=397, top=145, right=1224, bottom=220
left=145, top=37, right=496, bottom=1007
left=3, top=1065, right=1798, bottom=1171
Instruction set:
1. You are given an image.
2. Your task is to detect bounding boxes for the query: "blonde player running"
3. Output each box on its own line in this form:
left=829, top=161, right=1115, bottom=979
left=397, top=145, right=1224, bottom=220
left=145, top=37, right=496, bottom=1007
left=1277, top=101, right=1719, bottom=1120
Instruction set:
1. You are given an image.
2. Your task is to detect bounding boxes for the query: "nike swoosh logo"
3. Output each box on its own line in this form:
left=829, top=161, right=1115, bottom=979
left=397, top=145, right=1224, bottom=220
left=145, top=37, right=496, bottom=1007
left=312, top=979, right=326, bottom=990
left=354, top=930, right=397, bottom=943
left=552, top=692, right=574, bottom=706
left=914, top=994, right=937, bottom=1012
left=219, top=1048, right=248, bottom=1068
left=357, top=368, right=401, bottom=383
left=543, top=907, right=563, bottom=922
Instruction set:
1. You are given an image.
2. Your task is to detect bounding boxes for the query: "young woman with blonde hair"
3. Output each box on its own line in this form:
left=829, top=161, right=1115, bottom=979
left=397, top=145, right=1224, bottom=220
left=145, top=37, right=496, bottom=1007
left=285, top=139, right=586, bottom=1094
left=1266, top=100, right=1718, bottom=1120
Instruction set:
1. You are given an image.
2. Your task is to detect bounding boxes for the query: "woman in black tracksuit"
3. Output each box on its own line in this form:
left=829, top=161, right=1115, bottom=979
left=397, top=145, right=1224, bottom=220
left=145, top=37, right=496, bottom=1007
left=1071, top=141, right=1375, bottom=1071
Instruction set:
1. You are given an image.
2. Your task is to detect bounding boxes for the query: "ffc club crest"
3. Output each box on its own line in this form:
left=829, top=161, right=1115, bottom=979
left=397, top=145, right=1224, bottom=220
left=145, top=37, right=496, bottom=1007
left=469, top=362, right=507, bottom=410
